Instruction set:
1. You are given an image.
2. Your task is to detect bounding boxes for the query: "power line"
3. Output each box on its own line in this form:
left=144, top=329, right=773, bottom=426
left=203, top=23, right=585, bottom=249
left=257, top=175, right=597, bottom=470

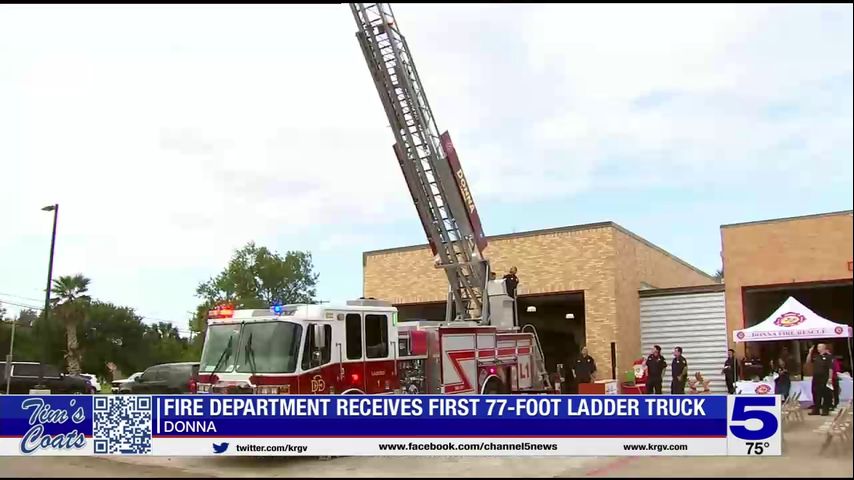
left=0, top=291, right=43, bottom=303
left=0, top=299, right=43, bottom=311
left=0, top=291, right=195, bottom=334
left=0, top=289, right=183, bottom=318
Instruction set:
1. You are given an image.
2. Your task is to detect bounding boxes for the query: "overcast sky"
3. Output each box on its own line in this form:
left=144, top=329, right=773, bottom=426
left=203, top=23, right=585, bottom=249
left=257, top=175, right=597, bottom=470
left=1, top=4, right=852, bottom=334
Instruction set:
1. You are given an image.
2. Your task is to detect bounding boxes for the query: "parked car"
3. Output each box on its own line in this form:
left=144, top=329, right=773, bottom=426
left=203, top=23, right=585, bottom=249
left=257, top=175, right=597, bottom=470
left=73, top=373, right=101, bottom=394
left=111, top=372, right=143, bottom=394
left=124, top=362, right=199, bottom=394
left=0, top=361, right=92, bottom=394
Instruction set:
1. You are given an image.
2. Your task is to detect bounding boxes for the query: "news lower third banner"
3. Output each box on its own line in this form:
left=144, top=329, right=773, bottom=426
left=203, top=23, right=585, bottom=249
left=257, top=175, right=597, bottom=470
left=0, top=395, right=781, bottom=457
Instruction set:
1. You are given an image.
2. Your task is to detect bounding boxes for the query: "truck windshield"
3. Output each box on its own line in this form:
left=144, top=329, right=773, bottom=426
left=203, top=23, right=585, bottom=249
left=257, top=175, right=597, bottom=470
left=235, top=322, right=302, bottom=374
left=200, top=322, right=303, bottom=374
left=199, top=324, right=241, bottom=373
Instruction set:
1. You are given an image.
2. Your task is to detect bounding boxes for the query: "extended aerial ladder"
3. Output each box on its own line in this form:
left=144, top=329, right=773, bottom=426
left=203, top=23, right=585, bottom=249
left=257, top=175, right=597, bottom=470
left=351, top=3, right=493, bottom=324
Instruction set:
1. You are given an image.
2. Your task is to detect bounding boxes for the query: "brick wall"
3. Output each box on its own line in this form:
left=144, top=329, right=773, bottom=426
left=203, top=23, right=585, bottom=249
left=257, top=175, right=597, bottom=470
left=613, top=230, right=641, bottom=380
left=363, top=225, right=621, bottom=301
left=721, top=211, right=854, bottom=354
left=612, top=229, right=716, bottom=377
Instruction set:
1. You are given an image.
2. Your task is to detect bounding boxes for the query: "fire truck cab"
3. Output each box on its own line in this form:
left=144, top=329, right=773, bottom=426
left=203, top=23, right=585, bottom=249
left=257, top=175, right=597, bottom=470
left=196, top=296, right=550, bottom=396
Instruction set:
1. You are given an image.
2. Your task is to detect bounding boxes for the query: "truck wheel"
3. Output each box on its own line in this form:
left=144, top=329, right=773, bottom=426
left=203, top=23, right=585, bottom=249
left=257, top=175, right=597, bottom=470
left=482, top=378, right=503, bottom=395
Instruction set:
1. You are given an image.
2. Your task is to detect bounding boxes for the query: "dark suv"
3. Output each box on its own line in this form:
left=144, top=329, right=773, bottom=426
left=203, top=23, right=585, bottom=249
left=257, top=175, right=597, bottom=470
left=0, top=361, right=92, bottom=394
left=123, top=362, right=199, bottom=394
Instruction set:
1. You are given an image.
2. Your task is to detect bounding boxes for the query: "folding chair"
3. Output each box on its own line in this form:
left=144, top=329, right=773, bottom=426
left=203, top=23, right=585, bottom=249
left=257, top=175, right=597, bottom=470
left=790, top=391, right=804, bottom=422
left=816, top=403, right=851, bottom=454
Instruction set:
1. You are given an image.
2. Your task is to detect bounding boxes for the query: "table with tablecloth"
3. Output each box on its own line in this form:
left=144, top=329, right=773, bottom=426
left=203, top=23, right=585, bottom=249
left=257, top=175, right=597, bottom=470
left=789, top=376, right=853, bottom=403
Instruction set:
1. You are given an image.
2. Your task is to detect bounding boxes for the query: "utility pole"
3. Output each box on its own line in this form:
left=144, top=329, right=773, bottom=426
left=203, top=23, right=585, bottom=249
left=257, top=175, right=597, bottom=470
left=5, top=315, right=16, bottom=394
left=37, top=204, right=59, bottom=390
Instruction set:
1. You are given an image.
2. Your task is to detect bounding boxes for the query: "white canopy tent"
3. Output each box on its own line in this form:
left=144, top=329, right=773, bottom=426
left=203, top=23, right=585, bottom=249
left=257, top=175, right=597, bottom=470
left=733, top=296, right=852, bottom=343
left=733, top=296, right=853, bottom=372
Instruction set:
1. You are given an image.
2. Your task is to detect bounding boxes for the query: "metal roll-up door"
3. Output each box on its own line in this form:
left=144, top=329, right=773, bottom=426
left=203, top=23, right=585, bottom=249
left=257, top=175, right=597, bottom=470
left=640, top=290, right=728, bottom=394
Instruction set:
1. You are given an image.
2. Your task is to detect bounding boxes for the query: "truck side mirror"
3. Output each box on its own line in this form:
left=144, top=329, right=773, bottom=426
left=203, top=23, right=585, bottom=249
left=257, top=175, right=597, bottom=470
left=313, top=324, right=327, bottom=349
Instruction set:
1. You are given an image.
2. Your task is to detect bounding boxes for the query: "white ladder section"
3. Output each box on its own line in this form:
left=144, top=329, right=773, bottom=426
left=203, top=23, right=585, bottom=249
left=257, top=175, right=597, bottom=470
left=521, top=323, right=551, bottom=391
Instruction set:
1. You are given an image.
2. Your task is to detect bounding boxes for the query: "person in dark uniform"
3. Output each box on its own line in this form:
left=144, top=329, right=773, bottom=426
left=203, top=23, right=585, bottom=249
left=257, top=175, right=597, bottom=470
left=643, top=345, right=667, bottom=394
left=503, top=267, right=519, bottom=299
left=557, top=360, right=575, bottom=394
left=573, top=346, right=597, bottom=385
left=722, top=348, right=738, bottom=394
left=773, top=357, right=791, bottom=401
left=808, top=343, right=833, bottom=416
left=671, top=346, right=688, bottom=394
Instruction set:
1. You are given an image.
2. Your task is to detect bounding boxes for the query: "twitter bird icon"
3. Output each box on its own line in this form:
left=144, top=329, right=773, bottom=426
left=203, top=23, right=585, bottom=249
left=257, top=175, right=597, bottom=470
left=212, top=442, right=229, bottom=454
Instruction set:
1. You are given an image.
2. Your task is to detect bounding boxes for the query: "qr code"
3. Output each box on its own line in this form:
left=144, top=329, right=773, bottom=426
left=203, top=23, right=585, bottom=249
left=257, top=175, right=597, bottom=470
left=93, top=396, right=152, bottom=455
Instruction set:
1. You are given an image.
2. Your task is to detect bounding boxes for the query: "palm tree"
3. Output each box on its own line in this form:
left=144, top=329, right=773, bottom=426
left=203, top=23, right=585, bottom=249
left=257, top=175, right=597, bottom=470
left=51, top=274, right=91, bottom=375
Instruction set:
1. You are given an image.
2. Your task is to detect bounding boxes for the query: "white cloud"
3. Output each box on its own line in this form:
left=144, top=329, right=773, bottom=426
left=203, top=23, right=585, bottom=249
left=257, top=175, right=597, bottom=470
left=513, top=4, right=853, bottom=190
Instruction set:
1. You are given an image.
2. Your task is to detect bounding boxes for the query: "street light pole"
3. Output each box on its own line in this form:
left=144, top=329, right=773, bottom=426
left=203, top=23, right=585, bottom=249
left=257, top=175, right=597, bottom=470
left=38, top=204, right=59, bottom=388
left=43, top=204, right=59, bottom=323
left=4, top=316, right=15, bottom=395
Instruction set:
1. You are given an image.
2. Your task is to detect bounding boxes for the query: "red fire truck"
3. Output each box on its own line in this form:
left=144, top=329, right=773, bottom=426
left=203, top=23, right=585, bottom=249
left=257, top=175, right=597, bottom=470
left=197, top=3, right=554, bottom=396
left=196, top=296, right=549, bottom=395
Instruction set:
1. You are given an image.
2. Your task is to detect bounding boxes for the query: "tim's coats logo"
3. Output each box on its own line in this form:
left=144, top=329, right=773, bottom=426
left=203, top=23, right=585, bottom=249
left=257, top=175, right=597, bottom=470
left=754, top=384, right=772, bottom=394
left=19, top=398, right=87, bottom=454
left=773, top=312, right=806, bottom=328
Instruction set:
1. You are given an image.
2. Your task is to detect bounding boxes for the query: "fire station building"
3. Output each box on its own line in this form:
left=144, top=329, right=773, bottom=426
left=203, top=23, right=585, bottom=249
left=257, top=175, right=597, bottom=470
left=721, top=210, right=853, bottom=369
left=361, top=221, right=715, bottom=381
left=362, top=209, right=853, bottom=392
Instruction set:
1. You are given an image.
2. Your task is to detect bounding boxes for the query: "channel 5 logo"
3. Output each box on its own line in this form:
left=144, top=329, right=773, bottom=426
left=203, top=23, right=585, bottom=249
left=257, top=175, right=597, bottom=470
left=728, top=397, right=778, bottom=440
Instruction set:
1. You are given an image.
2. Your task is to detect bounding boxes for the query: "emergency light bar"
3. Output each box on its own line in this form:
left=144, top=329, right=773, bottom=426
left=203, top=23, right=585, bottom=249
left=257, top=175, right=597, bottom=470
left=208, top=304, right=235, bottom=319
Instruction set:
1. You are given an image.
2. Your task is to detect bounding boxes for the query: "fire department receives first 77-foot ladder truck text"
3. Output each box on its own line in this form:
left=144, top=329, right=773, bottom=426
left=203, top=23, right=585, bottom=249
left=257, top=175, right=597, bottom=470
left=196, top=3, right=554, bottom=397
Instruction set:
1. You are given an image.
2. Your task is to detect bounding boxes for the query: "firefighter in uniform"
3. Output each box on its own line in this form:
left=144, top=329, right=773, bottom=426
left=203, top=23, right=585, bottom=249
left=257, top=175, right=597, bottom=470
left=671, top=346, right=688, bottom=394
left=722, top=348, right=738, bottom=394
left=643, top=345, right=667, bottom=394
left=573, top=346, right=597, bottom=385
left=808, top=343, right=833, bottom=416
left=503, top=267, right=519, bottom=298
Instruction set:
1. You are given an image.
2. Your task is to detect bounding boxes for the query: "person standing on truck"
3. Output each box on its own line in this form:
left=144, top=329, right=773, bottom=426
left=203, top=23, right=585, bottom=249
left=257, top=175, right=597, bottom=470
left=643, top=345, right=667, bottom=394
left=573, top=346, right=597, bottom=385
left=503, top=267, right=519, bottom=298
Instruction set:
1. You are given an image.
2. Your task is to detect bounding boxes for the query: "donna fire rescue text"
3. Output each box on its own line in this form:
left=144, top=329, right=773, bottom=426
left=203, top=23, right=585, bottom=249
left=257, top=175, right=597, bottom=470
left=161, top=397, right=707, bottom=418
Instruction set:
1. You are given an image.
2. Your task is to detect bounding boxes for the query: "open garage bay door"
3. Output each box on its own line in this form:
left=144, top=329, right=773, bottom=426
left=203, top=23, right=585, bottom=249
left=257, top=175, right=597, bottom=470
left=640, top=286, right=728, bottom=394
